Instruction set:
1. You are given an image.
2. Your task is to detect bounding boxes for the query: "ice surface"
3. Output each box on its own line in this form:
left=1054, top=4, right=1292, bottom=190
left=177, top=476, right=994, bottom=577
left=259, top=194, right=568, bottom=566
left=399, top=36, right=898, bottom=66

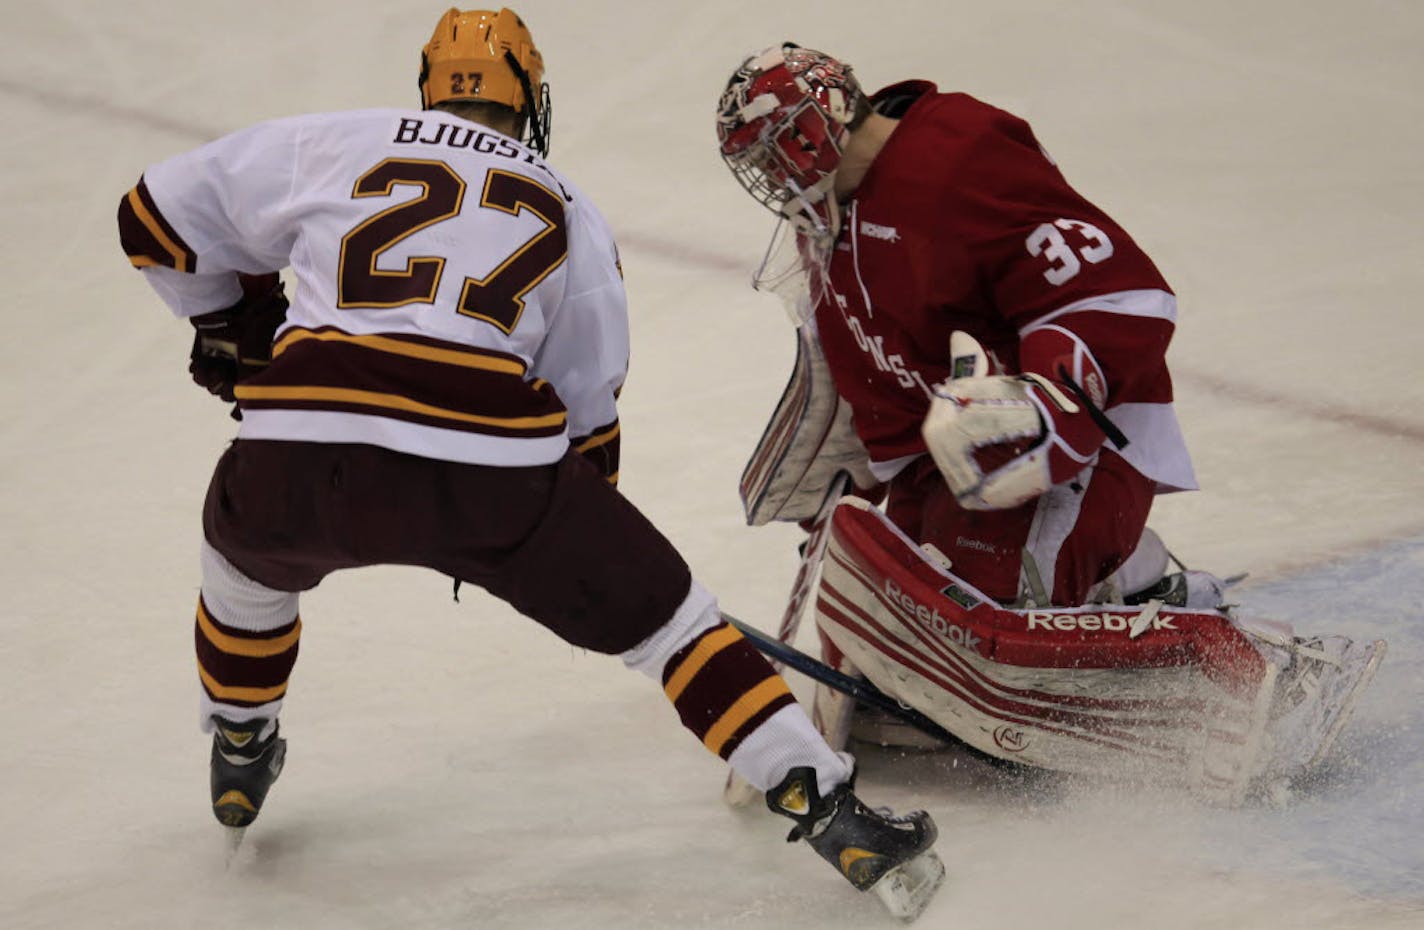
left=1, top=1, right=1421, bottom=928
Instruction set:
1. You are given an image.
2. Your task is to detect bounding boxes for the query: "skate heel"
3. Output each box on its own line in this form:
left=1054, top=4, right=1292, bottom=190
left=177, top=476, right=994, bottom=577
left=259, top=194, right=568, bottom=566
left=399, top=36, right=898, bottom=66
left=213, top=789, right=261, bottom=828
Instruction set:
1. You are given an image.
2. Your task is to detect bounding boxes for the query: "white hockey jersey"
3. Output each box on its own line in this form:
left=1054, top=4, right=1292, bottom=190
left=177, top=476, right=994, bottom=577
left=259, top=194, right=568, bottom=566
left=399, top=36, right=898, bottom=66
left=119, top=109, right=627, bottom=471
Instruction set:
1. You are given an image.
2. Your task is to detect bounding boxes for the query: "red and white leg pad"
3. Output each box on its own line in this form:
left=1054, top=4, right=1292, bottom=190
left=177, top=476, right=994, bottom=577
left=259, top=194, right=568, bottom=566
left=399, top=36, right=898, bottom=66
left=815, top=498, right=1288, bottom=805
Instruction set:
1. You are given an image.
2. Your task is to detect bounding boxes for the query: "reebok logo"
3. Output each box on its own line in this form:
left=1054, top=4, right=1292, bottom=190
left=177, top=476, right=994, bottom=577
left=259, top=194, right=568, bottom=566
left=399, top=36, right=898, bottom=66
left=884, top=578, right=982, bottom=652
left=859, top=220, right=900, bottom=242
left=956, top=535, right=997, bottom=555
left=1025, top=611, right=1177, bottom=634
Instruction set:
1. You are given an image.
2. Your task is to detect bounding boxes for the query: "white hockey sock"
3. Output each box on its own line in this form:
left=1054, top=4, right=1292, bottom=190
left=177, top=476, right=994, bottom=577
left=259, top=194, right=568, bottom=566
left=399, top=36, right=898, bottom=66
left=727, top=705, right=854, bottom=795
left=197, top=541, right=299, bottom=739
left=621, top=579, right=853, bottom=796
left=620, top=579, right=722, bottom=676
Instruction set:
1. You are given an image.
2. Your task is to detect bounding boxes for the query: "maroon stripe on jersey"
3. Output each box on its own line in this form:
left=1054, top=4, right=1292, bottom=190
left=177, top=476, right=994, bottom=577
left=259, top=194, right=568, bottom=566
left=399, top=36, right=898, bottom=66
left=117, top=177, right=197, bottom=273
left=573, top=418, right=620, bottom=483
left=194, top=596, right=300, bottom=708
left=661, top=622, right=796, bottom=759
left=235, top=327, right=568, bottom=438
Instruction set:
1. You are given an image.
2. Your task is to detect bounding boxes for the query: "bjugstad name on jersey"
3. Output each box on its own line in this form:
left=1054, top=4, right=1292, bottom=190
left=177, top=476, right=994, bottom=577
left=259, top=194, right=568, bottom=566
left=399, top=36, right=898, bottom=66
left=393, top=118, right=572, bottom=201
left=395, top=118, right=532, bottom=159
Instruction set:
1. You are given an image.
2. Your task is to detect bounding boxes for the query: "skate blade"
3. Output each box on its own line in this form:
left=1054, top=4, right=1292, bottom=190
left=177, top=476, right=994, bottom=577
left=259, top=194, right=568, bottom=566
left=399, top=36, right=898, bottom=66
left=870, top=849, right=946, bottom=923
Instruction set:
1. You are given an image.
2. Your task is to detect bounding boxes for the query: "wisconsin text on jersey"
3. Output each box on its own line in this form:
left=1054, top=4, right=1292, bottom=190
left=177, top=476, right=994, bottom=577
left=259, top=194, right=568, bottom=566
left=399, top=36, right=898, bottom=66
left=830, top=290, right=937, bottom=400
left=393, top=116, right=572, bottom=201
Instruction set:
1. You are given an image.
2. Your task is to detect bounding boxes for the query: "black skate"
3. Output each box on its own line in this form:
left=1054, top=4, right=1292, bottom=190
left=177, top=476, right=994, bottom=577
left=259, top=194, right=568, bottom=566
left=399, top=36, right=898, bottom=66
left=767, top=766, right=945, bottom=922
left=210, top=716, right=286, bottom=829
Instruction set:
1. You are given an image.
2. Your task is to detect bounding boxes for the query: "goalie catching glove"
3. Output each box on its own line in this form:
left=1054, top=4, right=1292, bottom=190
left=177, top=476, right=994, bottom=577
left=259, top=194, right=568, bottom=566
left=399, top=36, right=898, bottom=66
left=188, top=272, right=289, bottom=418
left=922, top=328, right=1114, bottom=510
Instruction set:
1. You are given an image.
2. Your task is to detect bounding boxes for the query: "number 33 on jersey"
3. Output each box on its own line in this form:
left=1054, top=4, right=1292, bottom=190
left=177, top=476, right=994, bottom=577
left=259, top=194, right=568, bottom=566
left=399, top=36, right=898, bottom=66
left=1026, top=218, right=1114, bottom=286
left=118, top=109, right=629, bottom=472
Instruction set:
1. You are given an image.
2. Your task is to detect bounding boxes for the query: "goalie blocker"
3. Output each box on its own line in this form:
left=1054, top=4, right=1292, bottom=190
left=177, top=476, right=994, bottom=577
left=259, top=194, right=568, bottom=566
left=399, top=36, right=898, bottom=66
left=812, top=496, right=1385, bottom=806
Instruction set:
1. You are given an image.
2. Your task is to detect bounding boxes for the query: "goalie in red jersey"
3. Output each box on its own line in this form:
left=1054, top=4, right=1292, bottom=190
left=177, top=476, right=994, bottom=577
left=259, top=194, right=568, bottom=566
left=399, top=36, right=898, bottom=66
left=716, top=43, right=1385, bottom=804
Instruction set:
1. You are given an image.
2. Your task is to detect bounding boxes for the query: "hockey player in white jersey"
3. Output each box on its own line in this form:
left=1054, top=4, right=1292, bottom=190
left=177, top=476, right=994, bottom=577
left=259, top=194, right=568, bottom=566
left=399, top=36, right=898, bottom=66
left=116, top=8, right=944, bottom=920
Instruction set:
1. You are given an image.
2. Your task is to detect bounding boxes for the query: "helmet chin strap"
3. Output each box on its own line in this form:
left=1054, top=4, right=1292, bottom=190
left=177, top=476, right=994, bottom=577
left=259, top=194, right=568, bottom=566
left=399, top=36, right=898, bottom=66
left=502, top=50, right=549, bottom=156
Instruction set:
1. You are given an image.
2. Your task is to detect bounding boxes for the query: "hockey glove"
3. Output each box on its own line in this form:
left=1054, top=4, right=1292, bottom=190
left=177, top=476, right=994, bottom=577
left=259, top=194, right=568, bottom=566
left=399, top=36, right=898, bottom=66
left=921, top=330, right=1108, bottom=511
left=188, top=272, right=289, bottom=419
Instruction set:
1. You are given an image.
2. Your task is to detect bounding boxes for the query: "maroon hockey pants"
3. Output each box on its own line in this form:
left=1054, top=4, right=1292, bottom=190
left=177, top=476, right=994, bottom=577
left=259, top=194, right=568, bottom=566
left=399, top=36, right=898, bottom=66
left=202, top=439, right=692, bottom=654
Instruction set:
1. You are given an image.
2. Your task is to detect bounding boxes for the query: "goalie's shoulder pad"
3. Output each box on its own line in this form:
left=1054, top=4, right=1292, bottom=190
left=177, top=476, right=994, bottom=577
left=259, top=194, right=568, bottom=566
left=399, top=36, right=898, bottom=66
left=741, top=325, right=875, bottom=525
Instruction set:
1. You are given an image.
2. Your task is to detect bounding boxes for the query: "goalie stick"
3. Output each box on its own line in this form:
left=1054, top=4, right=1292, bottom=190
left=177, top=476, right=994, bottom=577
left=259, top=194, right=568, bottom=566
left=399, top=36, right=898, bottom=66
left=722, top=472, right=854, bottom=808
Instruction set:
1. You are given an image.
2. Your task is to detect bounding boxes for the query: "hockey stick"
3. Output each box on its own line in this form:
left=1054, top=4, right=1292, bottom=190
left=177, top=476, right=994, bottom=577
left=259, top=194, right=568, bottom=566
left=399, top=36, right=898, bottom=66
left=722, top=473, right=853, bottom=807
left=724, top=613, right=959, bottom=746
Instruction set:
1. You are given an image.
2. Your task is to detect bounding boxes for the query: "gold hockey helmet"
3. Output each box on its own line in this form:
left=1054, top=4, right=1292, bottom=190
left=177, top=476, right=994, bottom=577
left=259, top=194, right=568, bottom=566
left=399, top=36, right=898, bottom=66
left=419, top=7, right=551, bottom=155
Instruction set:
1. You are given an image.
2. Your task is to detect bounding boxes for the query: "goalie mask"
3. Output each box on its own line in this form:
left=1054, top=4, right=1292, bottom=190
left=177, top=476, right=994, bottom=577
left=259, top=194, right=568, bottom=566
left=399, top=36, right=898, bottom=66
left=717, top=44, right=864, bottom=323
left=716, top=44, right=864, bottom=245
left=420, top=7, right=552, bottom=156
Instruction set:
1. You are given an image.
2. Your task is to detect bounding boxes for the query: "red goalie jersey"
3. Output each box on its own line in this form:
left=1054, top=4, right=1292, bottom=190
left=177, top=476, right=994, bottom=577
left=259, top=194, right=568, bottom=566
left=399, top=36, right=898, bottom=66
left=814, top=81, right=1196, bottom=497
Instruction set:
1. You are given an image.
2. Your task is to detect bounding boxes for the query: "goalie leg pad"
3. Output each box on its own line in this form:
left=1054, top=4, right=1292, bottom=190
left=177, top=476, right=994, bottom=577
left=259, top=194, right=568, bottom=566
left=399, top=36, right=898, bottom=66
left=816, top=497, right=1280, bottom=804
